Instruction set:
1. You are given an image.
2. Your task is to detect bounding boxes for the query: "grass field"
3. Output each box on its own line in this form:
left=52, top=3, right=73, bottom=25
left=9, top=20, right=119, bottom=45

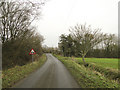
left=2, top=54, right=47, bottom=88
left=75, top=58, right=118, bottom=69
left=54, top=54, right=119, bottom=88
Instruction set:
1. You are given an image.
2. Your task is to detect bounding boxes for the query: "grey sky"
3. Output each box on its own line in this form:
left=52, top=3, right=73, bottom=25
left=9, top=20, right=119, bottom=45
left=32, top=0, right=119, bottom=47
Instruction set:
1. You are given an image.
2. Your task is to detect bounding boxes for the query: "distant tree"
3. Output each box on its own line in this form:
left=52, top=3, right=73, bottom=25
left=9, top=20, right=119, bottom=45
left=86, top=34, right=118, bottom=58
left=104, top=34, right=118, bottom=58
left=58, top=34, right=67, bottom=56
left=59, top=34, right=75, bottom=57
left=69, top=24, right=107, bottom=65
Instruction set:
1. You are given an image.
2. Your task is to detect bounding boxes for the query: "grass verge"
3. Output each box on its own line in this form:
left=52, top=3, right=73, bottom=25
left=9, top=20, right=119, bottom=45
left=54, top=54, right=118, bottom=88
left=2, top=54, right=47, bottom=88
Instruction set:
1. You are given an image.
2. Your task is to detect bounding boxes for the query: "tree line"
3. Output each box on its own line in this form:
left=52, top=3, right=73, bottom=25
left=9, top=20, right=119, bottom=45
left=58, top=24, right=118, bottom=65
left=0, top=0, right=46, bottom=69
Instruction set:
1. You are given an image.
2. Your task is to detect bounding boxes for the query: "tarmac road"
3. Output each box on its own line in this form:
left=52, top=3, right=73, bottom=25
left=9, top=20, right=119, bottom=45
left=12, top=53, right=79, bottom=88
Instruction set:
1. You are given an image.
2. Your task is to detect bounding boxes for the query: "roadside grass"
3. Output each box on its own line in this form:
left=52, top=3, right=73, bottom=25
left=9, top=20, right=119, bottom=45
left=54, top=54, right=119, bottom=88
left=2, top=54, right=47, bottom=88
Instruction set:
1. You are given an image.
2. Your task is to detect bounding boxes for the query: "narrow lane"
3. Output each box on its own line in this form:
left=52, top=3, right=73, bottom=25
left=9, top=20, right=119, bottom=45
left=13, top=54, right=79, bottom=88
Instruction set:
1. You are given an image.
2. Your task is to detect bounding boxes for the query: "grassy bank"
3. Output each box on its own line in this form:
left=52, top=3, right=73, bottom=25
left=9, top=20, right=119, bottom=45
left=54, top=54, right=119, bottom=88
left=2, top=54, right=47, bottom=88
left=75, top=58, right=119, bottom=81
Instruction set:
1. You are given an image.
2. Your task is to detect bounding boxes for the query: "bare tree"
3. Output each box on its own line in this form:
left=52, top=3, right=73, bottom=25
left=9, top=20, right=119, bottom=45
left=0, top=0, right=45, bottom=43
left=1, top=0, right=46, bottom=68
left=69, top=24, right=107, bottom=65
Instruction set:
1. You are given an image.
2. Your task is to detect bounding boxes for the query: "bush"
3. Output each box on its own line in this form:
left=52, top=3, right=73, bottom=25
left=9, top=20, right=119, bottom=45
left=2, top=32, right=44, bottom=70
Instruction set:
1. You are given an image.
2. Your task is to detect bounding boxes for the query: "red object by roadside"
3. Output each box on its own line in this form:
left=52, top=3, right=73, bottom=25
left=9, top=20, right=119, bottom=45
left=29, top=48, right=36, bottom=55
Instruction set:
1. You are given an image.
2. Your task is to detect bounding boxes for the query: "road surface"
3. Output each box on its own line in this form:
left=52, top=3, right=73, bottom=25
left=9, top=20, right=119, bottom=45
left=12, top=54, right=79, bottom=88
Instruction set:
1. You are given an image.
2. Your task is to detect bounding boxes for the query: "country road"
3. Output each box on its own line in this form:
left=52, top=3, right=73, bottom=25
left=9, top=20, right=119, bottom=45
left=12, top=54, right=79, bottom=88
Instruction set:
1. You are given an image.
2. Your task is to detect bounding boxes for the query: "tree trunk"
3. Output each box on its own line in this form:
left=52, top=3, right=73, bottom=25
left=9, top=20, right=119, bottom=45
left=82, top=56, right=86, bottom=65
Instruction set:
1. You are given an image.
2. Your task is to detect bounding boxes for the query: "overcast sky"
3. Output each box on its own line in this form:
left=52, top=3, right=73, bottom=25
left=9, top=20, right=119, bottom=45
left=32, top=0, right=119, bottom=47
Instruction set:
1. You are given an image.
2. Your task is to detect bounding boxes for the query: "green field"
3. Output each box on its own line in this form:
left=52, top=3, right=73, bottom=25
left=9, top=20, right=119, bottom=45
left=75, top=58, right=118, bottom=69
left=54, top=54, right=119, bottom=88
